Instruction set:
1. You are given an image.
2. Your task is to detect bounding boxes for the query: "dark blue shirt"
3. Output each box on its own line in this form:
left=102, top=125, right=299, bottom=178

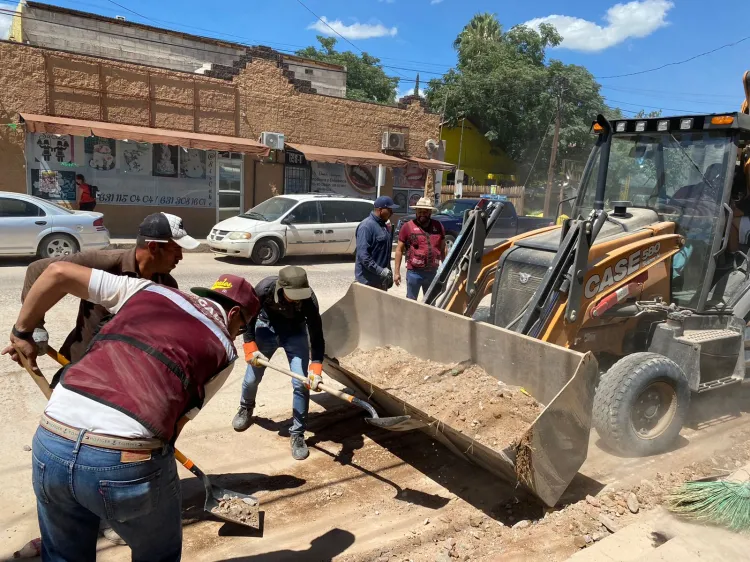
left=355, top=212, right=392, bottom=286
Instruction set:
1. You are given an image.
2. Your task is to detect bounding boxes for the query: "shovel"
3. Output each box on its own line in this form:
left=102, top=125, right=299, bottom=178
left=21, top=345, right=260, bottom=529
left=255, top=358, right=415, bottom=431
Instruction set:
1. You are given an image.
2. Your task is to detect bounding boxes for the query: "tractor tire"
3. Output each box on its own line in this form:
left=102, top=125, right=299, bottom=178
left=593, top=352, right=690, bottom=457
left=251, top=238, right=281, bottom=266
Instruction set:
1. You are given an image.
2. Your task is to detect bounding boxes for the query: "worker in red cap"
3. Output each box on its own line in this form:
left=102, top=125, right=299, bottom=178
left=3, top=264, right=258, bottom=562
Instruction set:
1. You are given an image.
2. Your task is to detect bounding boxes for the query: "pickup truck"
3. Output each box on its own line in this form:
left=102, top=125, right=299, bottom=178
left=395, top=197, right=554, bottom=250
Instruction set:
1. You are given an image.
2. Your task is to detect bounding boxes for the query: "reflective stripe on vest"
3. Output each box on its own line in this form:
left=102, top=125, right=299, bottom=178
left=60, top=286, right=236, bottom=440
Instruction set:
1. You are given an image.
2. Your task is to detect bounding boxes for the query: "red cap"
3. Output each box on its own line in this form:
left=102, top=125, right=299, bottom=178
left=191, top=274, right=260, bottom=317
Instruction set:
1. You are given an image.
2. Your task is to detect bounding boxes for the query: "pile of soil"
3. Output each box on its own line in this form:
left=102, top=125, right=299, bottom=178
left=210, top=495, right=259, bottom=527
left=339, top=346, right=543, bottom=450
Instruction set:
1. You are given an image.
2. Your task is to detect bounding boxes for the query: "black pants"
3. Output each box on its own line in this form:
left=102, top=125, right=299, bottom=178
left=79, top=201, right=96, bottom=211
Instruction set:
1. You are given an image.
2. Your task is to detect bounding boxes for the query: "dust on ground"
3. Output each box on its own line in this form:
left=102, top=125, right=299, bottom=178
left=210, top=495, right=259, bottom=528
left=339, top=346, right=543, bottom=450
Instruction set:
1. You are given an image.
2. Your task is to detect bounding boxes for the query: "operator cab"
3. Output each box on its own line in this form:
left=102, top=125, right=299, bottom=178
left=574, top=113, right=750, bottom=313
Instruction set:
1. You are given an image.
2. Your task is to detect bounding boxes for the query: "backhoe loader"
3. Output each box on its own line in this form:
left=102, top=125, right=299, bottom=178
left=425, top=71, right=750, bottom=458
left=318, top=73, right=750, bottom=507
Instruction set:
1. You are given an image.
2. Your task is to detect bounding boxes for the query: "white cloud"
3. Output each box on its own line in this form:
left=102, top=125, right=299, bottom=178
left=524, top=0, right=673, bottom=53
left=430, top=0, right=444, bottom=4
left=0, top=12, right=12, bottom=40
left=397, top=85, right=425, bottom=99
left=308, top=17, right=397, bottom=40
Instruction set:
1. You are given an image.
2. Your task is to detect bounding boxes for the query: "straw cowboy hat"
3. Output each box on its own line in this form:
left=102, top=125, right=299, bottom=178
left=412, top=197, right=437, bottom=211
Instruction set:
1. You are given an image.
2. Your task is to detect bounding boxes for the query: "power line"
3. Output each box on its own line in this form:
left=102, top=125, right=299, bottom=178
left=603, top=96, right=709, bottom=114
left=595, top=34, right=750, bottom=79
left=104, top=0, right=158, bottom=24
left=601, top=85, right=736, bottom=101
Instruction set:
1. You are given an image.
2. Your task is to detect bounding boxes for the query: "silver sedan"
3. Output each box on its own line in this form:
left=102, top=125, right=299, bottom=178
left=0, top=191, right=110, bottom=258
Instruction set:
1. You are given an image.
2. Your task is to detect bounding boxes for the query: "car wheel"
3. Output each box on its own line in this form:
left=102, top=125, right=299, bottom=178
left=445, top=234, right=457, bottom=253
left=251, top=239, right=281, bottom=266
left=38, top=234, right=79, bottom=258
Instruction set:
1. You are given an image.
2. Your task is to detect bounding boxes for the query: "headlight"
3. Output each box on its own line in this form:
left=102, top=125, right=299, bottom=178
left=227, top=232, right=252, bottom=240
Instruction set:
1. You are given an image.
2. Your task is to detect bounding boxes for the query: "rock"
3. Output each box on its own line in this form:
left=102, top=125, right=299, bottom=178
left=375, top=511, right=380, bottom=515
left=435, top=552, right=452, bottom=562
left=424, top=518, right=430, bottom=525
left=616, top=506, right=625, bottom=516
left=469, top=514, right=483, bottom=527
left=23, top=445, right=31, bottom=452
left=627, top=493, right=639, bottom=514
left=512, top=520, right=530, bottom=529
left=599, top=514, right=620, bottom=533
left=601, top=495, right=615, bottom=508
left=584, top=535, right=593, bottom=544
left=573, top=536, right=588, bottom=549
left=592, top=532, right=607, bottom=542
left=446, top=537, right=456, bottom=549
left=470, top=530, right=481, bottom=540
left=585, top=495, right=600, bottom=508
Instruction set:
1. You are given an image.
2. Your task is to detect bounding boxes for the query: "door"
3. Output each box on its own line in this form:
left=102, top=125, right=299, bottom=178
left=319, top=200, right=356, bottom=254
left=0, top=197, right=47, bottom=254
left=283, top=201, right=324, bottom=255
left=216, top=154, right=243, bottom=223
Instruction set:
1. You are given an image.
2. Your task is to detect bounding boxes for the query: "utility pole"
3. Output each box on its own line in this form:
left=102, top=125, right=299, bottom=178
left=543, top=79, right=565, bottom=217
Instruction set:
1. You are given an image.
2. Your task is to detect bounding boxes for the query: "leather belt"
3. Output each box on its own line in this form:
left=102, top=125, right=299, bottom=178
left=40, top=414, right=164, bottom=451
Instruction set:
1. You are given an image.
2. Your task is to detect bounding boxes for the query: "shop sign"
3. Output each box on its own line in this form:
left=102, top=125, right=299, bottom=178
left=286, top=150, right=307, bottom=166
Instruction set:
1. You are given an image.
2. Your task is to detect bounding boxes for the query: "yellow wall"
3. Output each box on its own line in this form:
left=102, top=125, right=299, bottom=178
left=441, top=120, right=516, bottom=184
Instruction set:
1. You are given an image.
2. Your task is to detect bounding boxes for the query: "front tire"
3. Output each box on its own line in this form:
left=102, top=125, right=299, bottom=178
left=251, top=238, right=281, bottom=266
left=593, top=352, right=690, bottom=457
left=38, top=233, right=79, bottom=258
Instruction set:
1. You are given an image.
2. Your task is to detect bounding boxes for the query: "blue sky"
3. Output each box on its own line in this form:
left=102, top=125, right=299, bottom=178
left=0, top=0, right=747, bottom=115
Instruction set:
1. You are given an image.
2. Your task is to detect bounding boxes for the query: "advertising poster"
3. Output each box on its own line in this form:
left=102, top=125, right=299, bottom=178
left=310, top=163, right=377, bottom=198
left=392, top=189, right=408, bottom=211
left=179, top=148, right=206, bottom=180
left=33, top=133, right=74, bottom=165
left=153, top=144, right=178, bottom=177
left=85, top=136, right=116, bottom=171
left=117, top=141, right=152, bottom=175
left=393, top=162, right=426, bottom=189
left=31, top=169, right=77, bottom=201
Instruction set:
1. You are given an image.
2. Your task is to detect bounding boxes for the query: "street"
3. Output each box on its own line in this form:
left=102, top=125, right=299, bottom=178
left=2, top=254, right=750, bottom=561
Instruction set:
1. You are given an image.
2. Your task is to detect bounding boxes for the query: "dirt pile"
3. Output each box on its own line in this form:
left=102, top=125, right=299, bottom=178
left=210, top=495, right=259, bottom=527
left=339, top=346, right=543, bottom=450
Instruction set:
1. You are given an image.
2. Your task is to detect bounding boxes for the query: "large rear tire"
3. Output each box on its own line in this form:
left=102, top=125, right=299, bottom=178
left=593, top=352, right=690, bottom=457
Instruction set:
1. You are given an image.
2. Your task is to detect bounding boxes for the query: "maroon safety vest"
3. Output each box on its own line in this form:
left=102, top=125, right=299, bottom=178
left=59, top=284, right=237, bottom=441
left=402, top=219, right=445, bottom=271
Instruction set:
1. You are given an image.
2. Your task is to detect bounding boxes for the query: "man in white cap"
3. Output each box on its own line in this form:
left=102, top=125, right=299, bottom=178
left=394, top=197, right=447, bottom=300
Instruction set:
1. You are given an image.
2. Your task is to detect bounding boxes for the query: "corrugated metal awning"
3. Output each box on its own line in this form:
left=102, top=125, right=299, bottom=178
left=286, top=142, right=407, bottom=167
left=19, top=114, right=271, bottom=156
left=403, top=156, right=455, bottom=171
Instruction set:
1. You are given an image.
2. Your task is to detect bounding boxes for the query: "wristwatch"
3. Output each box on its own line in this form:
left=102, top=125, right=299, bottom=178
left=11, top=325, right=34, bottom=341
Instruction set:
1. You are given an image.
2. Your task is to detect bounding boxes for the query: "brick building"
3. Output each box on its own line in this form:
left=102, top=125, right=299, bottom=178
left=0, top=2, right=444, bottom=236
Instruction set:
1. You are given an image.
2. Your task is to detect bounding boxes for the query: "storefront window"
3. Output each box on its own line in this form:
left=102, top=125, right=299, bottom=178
left=26, top=133, right=219, bottom=209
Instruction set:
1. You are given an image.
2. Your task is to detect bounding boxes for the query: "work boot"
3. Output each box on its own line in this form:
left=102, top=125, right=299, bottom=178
left=232, top=406, right=254, bottom=432
left=290, top=434, right=309, bottom=460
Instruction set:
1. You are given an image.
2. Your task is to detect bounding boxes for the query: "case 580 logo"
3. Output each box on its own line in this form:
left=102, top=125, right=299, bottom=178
left=584, top=243, right=660, bottom=300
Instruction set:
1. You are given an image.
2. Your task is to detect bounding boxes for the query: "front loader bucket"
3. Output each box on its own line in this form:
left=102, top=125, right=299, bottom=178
left=321, top=283, right=598, bottom=507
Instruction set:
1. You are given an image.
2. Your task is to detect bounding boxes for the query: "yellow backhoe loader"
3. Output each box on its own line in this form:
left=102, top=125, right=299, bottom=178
left=319, top=72, right=750, bottom=507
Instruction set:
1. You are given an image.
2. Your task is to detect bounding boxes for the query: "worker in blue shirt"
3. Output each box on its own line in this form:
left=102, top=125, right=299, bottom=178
left=355, top=196, right=397, bottom=290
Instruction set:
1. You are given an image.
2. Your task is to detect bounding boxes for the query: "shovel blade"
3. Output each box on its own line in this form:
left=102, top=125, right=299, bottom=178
left=204, top=484, right=260, bottom=529
left=364, top=415, right=424, bottom=431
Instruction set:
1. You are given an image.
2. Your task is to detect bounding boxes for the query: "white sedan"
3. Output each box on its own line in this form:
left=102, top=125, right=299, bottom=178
left=0, top=192, right=110, bottom=258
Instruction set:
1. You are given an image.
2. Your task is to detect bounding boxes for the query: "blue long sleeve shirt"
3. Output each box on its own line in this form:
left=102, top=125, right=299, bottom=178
left=355, top=212, right=393, bottom=286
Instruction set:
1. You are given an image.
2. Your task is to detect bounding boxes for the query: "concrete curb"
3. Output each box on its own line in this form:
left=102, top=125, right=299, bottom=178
left=106, top=240, right=213, bottom=253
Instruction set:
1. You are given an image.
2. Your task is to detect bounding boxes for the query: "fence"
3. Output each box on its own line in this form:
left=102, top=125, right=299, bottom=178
left=439, top=184, right=525, bottom=215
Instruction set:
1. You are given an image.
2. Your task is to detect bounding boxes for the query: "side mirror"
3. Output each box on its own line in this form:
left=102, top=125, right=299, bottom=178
left=281, top=215, right=293, bottom=225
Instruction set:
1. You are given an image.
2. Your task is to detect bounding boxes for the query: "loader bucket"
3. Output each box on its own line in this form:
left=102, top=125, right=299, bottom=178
left=321, top=283, right=598, bottom=507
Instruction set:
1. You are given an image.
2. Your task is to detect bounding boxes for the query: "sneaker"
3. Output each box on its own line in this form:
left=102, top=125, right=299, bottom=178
left=101, top=526, right=127, bottom=546
left=232, top=406, right=254, bottom=432
left=290, top=434, right=309, bottom=460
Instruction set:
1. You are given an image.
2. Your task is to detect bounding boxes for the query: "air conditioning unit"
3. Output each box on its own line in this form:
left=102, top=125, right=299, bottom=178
left=382, top=131, right=406, bottom=152
left=260, top=132, right=285, bottom=150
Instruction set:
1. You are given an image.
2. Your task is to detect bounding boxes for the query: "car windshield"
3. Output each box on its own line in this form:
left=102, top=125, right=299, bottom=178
left=240, top=197, right=297, bottom=221
left=436, top=200, right=477, bottom=216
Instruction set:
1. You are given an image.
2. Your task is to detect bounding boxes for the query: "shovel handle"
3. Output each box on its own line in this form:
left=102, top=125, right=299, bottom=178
left=255, top=358, right=357, bottom=405
left=47, top=348, right=70, bottom=366
left=15, top=346, right=53, bottom=400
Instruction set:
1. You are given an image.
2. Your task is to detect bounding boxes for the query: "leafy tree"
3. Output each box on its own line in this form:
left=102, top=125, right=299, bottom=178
left=296, top=36, right=399, bottom=104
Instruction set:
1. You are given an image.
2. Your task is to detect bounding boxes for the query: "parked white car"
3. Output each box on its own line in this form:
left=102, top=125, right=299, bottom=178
left=0, top=192, right=110, bottom=258
left=208, top=194, right=374, bottom=265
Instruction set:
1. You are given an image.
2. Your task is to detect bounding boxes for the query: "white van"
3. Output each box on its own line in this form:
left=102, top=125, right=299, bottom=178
left=208, top=194, right=374, bottom=265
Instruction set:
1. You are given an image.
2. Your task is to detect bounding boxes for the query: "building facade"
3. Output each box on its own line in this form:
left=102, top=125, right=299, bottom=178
left=441, top=119, right=517, bottom=187
left=0, top=2, right=441, bottom=236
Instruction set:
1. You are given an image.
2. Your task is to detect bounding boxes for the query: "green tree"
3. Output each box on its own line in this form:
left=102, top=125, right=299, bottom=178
left=296, top=36, right=399, bottom=104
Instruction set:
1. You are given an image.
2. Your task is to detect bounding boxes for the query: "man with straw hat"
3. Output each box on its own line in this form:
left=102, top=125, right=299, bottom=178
left=394, top=197, right=447, bottom=300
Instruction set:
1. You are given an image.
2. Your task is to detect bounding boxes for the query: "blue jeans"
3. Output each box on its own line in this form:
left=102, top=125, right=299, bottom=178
left=32, top=427, right=182, bottom=562
left=406, top=269, right=437, bottom=300
left=241, top=320, right=310, bottom=436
